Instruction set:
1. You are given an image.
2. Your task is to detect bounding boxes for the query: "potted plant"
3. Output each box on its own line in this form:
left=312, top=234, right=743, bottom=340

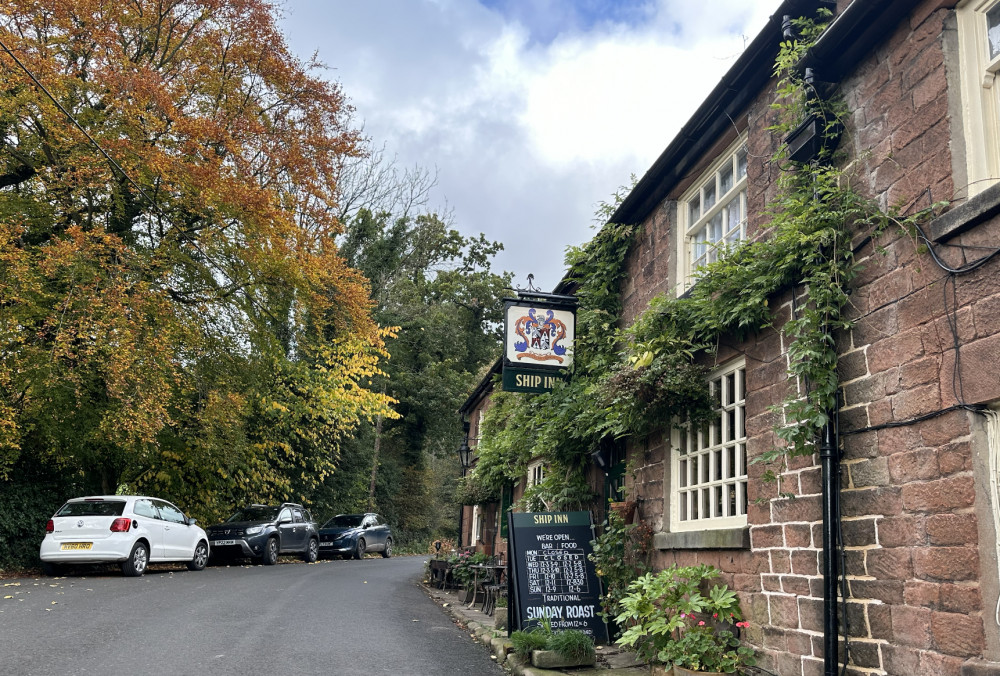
left=537, top=629, right=597, bottom=669
left=615, top=564, right=755, bottom=675
left=510, top=622, right=597, bottom=669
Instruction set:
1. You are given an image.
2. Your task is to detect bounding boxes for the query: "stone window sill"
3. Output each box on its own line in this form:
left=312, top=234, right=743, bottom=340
left=928, top=181, right=1000, bottom=243
left=653, top=527, right=750, bottom=550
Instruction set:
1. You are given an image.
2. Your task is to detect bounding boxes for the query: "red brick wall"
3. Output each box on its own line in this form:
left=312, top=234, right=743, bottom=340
left=619, top=2, right=1000, bottom=674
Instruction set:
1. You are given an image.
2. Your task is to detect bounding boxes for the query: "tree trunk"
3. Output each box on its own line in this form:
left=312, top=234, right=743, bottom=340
left=366, top=413, right=383, bottom=512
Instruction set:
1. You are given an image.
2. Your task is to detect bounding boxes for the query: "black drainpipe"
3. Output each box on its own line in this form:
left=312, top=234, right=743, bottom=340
left=819, top=418, right=841, bottom=675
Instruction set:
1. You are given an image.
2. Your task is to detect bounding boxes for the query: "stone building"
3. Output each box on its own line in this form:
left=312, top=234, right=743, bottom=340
left=458, top=0, right=1000, bottom=673
left=609, top=0, right=1000, bottom=674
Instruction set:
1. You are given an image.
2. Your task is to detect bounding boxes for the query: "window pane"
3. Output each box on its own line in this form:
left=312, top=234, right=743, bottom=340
left=989, top=4, right=1000, bottom=60
left=689, top=195, right=701, bottom=222
left=737, top=146, right=748, bottom=178
left=719, top=162, right=733, bottom=194
left=710, top=212, right=723, bottom=244
left=713, top=449, right=722, bottom=480
left=704, top=181, right=716, bottom=210
left=679, top=459, right=687, bottom=487
left=156, top=501, right=185, bottom=524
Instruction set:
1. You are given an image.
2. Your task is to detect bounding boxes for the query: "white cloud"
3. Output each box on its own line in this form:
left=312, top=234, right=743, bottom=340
left=281, top=0, right=782, bottom=288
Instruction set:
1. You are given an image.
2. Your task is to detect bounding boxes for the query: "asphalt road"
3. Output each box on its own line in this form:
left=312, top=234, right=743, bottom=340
left=0, top=555, right=505, bottom=676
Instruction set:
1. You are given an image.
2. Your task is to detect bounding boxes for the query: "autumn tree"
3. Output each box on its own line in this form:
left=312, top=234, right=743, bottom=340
left=0, top=0, right=395, bottom=552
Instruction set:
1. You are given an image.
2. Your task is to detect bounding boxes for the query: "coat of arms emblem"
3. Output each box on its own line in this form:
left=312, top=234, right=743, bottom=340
left=511, top=308, right=569, bottom=363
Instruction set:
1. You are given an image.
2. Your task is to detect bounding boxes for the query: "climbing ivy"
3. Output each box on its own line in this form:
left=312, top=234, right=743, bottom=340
left=467, top=223, right=639, bottom=508
left=467, top=9, right=946, bottom=501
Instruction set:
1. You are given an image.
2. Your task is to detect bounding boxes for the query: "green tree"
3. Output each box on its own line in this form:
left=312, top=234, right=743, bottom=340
left=307, top=207, right=511, bottom=543
left=0, top=0, right=395, bottom=553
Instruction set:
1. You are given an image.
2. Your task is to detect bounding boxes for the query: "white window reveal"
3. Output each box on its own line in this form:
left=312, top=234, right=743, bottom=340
left=957, top=0, right=1000, bottom=196
left=670, top=359, right=748, bottom=532
left=527, top=460, right=545, bottom=488
left=470, top=505, right=481, bottom=544
left=680, top=136, right=748, bottom=289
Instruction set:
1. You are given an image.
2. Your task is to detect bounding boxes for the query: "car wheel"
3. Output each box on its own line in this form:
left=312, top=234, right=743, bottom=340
left=381, top=538, right=392, bottom=558
left=187, top=541, right=209, bottom=571
left=41, top=561, right=63, bottom=576
left=353, top=538, right=366, bottom=559
left=303, top=538, right=319, bottom=563
left=121, top=542, right=149, bottom=577
left=262, top=537, right=279, bottom=565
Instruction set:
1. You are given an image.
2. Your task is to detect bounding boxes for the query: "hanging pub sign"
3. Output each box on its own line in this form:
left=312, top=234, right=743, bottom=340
left=506, top=511, right=608, bottom=643
left=502, top=292, right=577, bottom=394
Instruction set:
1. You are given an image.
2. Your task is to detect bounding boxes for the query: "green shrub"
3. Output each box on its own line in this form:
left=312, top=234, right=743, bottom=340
left=0, top=460, right=78, bottom=572
left=615, top=564, right=755, bottom=673
left=546, top=629, right=595, bottom=662
left=510, top=627, right=550, bottom=659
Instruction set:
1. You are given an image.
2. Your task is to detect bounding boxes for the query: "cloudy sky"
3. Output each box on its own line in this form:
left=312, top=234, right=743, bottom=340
left=280, top=0, right=782, bottom=290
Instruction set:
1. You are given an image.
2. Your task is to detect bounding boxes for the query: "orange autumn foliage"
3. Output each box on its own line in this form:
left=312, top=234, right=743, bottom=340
left=0, top=0, right=395, bottom=509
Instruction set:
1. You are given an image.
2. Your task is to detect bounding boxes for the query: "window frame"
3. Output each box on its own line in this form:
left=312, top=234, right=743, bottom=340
left=527, top=459, right=545, bottom=488
left=153, top=499, right=186, bottom=524
left=669, top=358, right=749, bottom=533
left=677, top=135, right=749, bottom=291
left=957, top=0, right=1000, bottom=196
left=470, top=505, right=481, bottom=544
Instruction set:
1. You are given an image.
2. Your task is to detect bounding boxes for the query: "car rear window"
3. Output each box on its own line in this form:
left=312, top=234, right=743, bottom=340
left=56, top=500, right=126, bottom=517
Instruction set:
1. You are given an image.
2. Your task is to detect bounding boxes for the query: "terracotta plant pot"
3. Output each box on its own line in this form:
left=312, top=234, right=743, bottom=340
left=673, top=666, right=725, bottom=676
left=651, top=666, right=727, bottom=676
left=531, top=649, right=596, bottom=669
left=610, top=500, right=637, bottom=523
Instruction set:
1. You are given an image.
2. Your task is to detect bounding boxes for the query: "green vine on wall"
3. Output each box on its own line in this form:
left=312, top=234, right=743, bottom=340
left=466, top=9, right=947, bottom=506
left=466, top=222, right=640, bottom=509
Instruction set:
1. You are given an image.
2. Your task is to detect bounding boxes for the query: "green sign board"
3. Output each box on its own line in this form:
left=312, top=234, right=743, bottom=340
left=502, top=367, right=568, bottom=393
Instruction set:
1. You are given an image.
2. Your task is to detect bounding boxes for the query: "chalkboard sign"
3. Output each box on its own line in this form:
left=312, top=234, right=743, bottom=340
left=507, top=511, right=608, bottom=643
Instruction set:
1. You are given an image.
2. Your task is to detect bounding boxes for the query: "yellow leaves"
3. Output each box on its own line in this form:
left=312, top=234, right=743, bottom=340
left=630, top=351, right=655, bottom=369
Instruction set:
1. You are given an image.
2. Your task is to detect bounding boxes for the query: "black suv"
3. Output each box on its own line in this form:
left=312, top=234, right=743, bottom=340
left=206, top=503, right=319, bottom=565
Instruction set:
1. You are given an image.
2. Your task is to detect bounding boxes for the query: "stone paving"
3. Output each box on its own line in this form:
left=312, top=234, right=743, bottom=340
left=422, top=584, right=648, bottom=676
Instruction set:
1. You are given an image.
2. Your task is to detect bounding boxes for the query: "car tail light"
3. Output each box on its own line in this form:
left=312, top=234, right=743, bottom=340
left=110, top=518, right=132, bottom=532
left=46, top=520, right=54, bottom=533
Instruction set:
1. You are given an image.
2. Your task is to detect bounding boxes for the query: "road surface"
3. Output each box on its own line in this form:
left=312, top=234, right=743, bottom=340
left=0, top=554, right=504, bottom=676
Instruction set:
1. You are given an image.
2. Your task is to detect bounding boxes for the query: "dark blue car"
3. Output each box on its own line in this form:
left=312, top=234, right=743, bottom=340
left=318, top=513, right=392, bottom=559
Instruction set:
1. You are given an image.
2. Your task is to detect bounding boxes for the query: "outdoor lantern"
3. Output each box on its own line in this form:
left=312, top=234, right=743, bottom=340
left=458, top=439, right=472, bottom=471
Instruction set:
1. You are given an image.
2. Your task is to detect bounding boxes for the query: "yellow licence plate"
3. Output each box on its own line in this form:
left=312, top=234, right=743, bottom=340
left=60, top=542, right=93, bottom=551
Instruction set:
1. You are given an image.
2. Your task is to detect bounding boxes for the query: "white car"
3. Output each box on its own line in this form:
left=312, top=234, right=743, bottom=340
left=39, top=495, right=210, bottom=577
